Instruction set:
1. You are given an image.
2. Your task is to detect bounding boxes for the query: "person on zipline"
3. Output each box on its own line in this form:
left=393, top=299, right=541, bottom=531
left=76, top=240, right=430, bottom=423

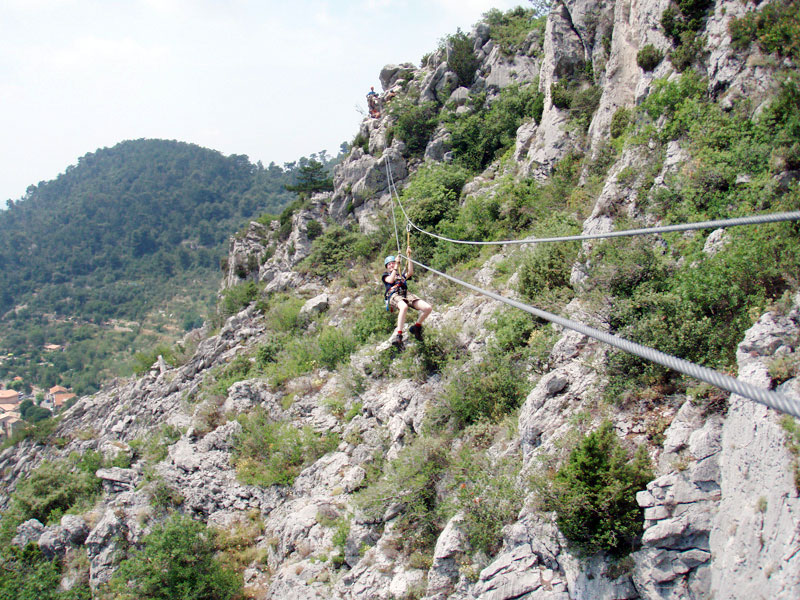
left=383, top=248, right=432, bottom=347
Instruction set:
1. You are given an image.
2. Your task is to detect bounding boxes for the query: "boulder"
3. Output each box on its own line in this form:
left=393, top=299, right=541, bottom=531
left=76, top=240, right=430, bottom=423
left=300, top=294, right=329, bottom=317
left=12, top=519, right=46, bottom=547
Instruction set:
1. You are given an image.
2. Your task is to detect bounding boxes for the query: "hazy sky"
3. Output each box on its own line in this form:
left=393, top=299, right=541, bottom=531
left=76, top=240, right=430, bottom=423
left=1, top=0, right=525, bottom=205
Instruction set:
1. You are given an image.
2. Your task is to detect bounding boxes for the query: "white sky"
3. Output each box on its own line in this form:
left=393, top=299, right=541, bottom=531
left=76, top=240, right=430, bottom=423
left=1, top=0, right=525, bottom=205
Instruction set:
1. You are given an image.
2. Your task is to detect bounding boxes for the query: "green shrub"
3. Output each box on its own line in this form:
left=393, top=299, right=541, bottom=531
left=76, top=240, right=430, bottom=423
left=261, top=336, right=317, bottom=387
left=489, top=309, right=541, bottom=353
left=446, top=84, right=545, bottom=172
left=780, top=415, right=800, bottom=491
left=392, top=325, right=464, bottom=382
left=107, top=514, right=241, bottom=600
left=591, top=70, right=800, bottom=395
left=637, top=44, right=664, bottom=71
left=769, top=354, right=800, bottom=385
left=353, top=298, right=396, bottom=343
left=149, top=479, right=185, bottom=511
left=353, top=132, right=370, bottom=154
left=218, top=280, right=260, bottom=322
left=443, top=349, right=530, bottom=429
left=129, top=424, right=182, bottom=466
left=728, top=0, right=800, bottom=61
left=209, top=354, right=254, bottom=397
left=277, top=198, right=303, bottom=240
left=639, top=70, right=707, bottom=133
left=400, top=163, right=469, bottom=265
left=484, top=7, right=546, bottom=55
left=10, top=456, right=101, bottom=526
left=263, top=294, right=304, bottom=332
left=669, top=31, right=705, bottom=72
left=518, top=215, right=581, bottom=307
left=661, top=0, right=713, bottom=43
left=452, top=450, right=523, bottom=555
left=550, top=79, right=573, bottom=109
left=132, top=344, right=177, bottom=376
left=571, top=85, right=603, bottom=131
left=317, top=327, right=357, bottom=370
left=442, top=28, right=480, bottom=87
left=550, top=79, right=601, bottom=131
left=536, top=421, right=653, bottom=557
left=610, top=107, right=631, bottom=139
left=357, top=435, right=450, bottom=552
left=299, top=225, right=377, bottom=278
left=255, top=336, right=282, bottom=368
left=0, top=544, right=91, bottom=600
left=389, top=98, right=440, bottom=156
left=305, top=220, right=323, bottom=241
left=232, top=410, right=339, bottom=486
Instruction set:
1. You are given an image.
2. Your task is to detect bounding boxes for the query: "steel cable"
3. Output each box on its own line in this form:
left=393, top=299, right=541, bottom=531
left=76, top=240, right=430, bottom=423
left=399, top=254, right=800, bottom=419
left=389, top=180, right=800, bottom=245
left=384, top=167, right=798, bottom=416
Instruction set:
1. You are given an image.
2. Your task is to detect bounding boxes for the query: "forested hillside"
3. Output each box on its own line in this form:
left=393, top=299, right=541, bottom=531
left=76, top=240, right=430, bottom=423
left=0, top=139, right=336, bottom=393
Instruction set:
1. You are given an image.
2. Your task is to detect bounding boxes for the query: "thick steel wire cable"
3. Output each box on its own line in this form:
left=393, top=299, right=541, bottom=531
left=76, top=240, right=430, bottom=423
left=400, top=253, right=800, bottom=419
left=390, top=180, right=800, bottom=244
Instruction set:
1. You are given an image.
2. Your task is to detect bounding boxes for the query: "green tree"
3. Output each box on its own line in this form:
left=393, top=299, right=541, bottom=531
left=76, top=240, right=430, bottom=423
left=285, top=159, right=333, bottom=196
left=537, top=421, right=653, bottom=557
left=443, top=28, right=480, bottom=87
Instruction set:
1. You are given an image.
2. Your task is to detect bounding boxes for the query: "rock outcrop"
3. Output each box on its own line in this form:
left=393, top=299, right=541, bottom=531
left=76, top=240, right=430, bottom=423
left=2, top=2, right=799, bottom=599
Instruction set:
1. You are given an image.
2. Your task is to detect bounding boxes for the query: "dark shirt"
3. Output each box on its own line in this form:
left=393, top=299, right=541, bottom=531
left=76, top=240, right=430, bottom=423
left=382, top=271, right=410, bottom=296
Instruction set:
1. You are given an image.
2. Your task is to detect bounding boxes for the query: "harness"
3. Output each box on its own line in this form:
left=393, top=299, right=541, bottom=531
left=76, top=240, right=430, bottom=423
left=384, top=275, right=408, bottom=312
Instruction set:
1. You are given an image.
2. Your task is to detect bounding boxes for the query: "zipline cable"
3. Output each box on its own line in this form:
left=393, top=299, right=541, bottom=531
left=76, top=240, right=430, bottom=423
left=384, top=163, right=798, bottom=416
left=390, top=180, right=800, bottom=245
left=398, top=252, right=800, bottom=419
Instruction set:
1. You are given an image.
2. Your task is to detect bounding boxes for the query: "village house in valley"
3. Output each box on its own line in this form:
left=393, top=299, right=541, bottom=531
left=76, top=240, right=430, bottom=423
left=0, top=388, right=22, bottom=440
left=47, top=385, right=76, bottom=410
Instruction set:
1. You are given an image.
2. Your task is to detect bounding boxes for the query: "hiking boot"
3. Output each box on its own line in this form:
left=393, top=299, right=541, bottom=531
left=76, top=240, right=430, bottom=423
left=389, top=331, right=404, bottom=348
left=409, top=323, right=423, bottom=341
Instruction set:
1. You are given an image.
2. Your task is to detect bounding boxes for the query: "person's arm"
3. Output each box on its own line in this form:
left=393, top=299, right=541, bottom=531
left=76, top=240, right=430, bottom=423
left=384, top=265, right=400, bottom=284
left=405, top=247, right=413, bottom=278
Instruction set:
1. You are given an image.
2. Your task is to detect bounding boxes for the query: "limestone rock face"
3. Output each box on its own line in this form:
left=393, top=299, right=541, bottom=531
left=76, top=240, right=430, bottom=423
left=11, top=519, right=46, bottom=547
left=223, top=220, right=272, bottom=288
left=379, top=63, right=415, bottom=91
left=709, top=298, right=800, bottom=599
left=632, top=403, right=723, bottom=598
left=329, top=145, right=407, bottom=221
left=3, top=2, right=800, bottom=599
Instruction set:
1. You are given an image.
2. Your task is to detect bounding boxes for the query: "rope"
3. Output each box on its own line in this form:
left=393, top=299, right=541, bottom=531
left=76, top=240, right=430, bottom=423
left=385, top=161, right=402, bottom=260
left=399, top=253, right=800, bottom=419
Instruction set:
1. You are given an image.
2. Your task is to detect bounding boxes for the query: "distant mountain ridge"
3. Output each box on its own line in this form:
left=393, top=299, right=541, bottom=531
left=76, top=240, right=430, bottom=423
left=0, top=138, right=312, bottom=393
left=0, top=138, right=295, bottom=318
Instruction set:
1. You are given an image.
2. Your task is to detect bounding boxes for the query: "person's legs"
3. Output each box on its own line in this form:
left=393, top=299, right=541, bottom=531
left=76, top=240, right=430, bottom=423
left=408, top=299, right=432, bottom=341
left=388, top=299, right=408, bottom=346
left=412, top=299, right=432, bottom=323
left=395, top=299, right=409, bottom=332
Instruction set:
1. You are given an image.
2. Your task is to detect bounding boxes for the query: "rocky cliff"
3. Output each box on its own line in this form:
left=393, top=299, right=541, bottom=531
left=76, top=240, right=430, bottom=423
left=2, top=1, right=799, bottom=599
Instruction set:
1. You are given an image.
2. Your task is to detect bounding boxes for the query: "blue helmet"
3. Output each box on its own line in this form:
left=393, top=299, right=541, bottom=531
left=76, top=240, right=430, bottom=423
left=384, top=255, right=396, bottom=267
